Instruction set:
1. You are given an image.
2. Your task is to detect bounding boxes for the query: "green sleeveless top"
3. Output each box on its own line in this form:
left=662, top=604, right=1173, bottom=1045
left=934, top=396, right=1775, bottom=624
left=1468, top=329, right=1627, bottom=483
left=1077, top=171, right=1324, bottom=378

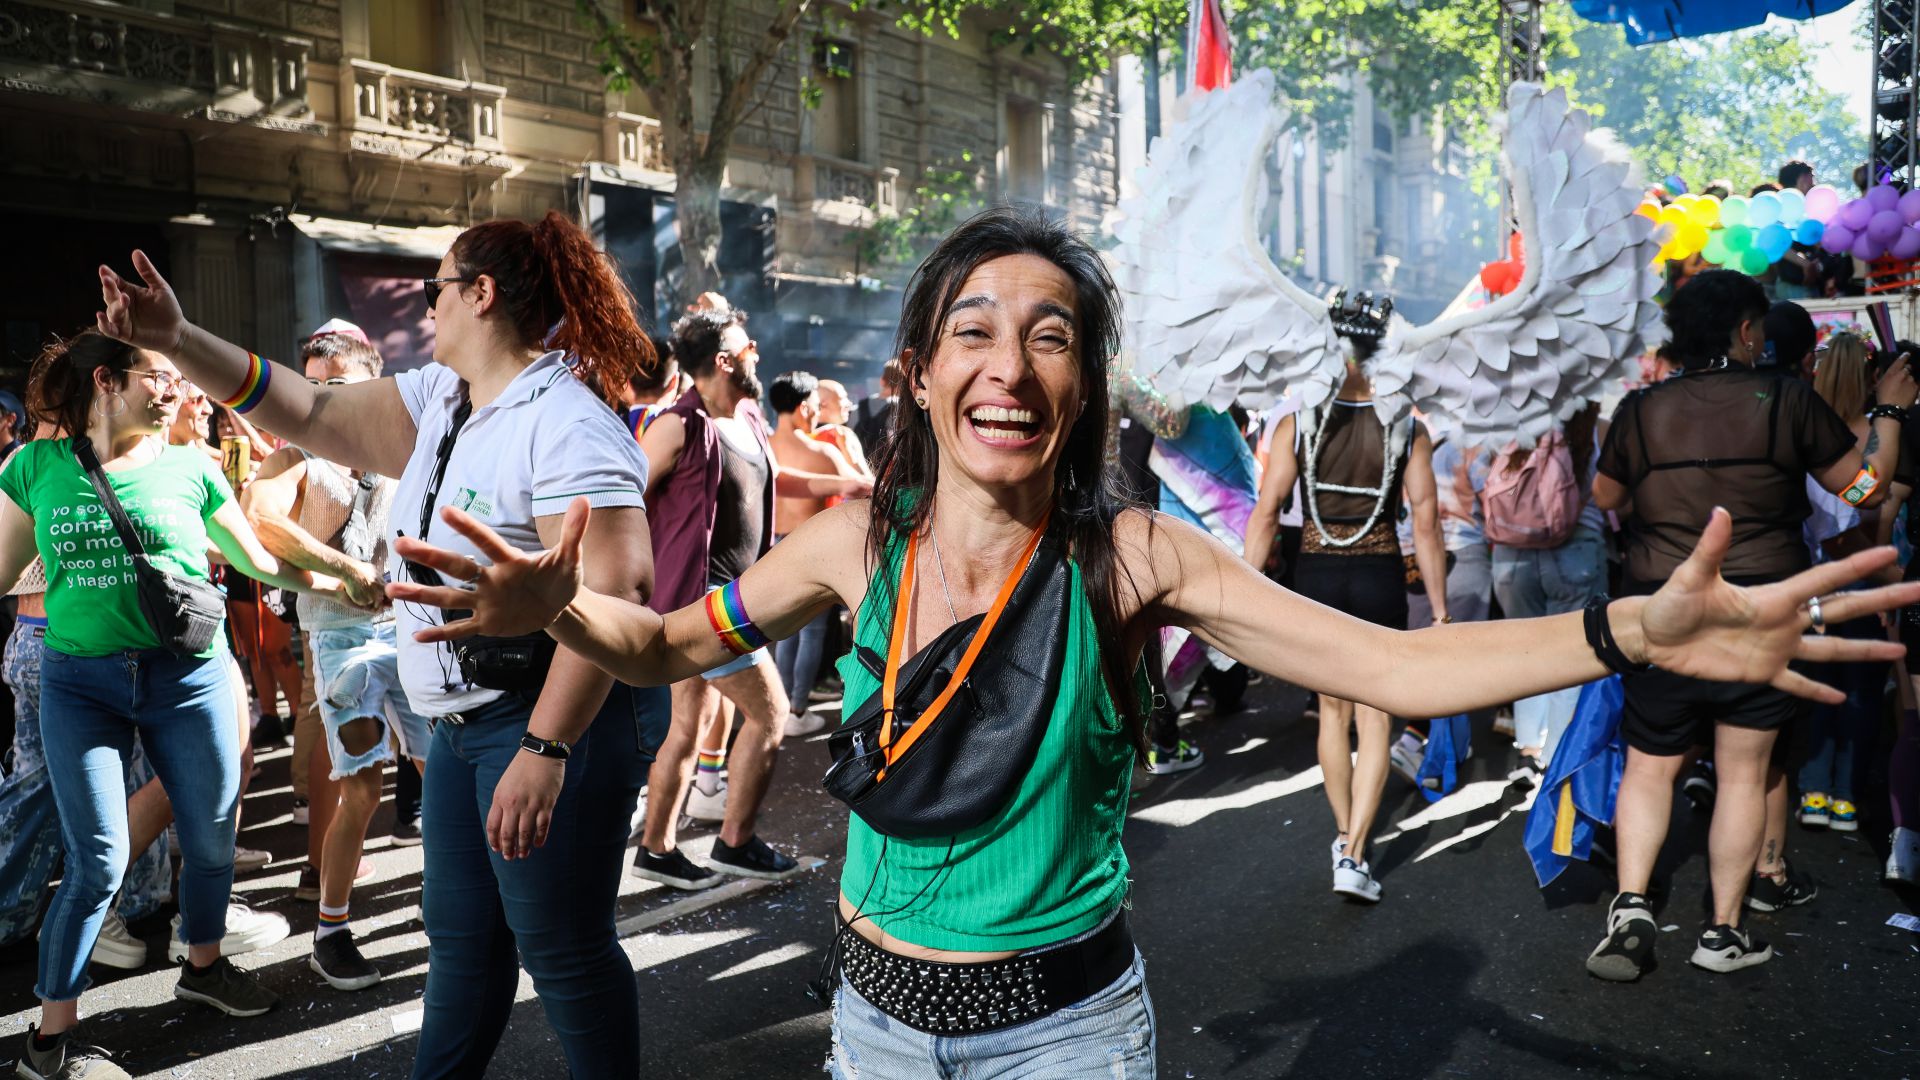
left=835, top=528, right=1137, bottom=952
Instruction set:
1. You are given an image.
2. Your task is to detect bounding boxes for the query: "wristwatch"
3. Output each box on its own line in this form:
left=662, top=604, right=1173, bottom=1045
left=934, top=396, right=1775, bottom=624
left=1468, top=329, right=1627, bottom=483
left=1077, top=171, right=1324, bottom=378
left=519, top=733, right=572, bottom=760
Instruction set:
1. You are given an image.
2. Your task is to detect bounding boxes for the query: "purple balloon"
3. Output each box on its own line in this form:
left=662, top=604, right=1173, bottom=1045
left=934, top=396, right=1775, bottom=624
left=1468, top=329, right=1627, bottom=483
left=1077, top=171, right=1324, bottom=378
left=1868, top=183, right=1902, bottom=213
left=1841, top=198, right=1875, bottom=231
left=1856, top=232, right=1888, bottom=262
left=1894, top=226, right=1920, bottom=261
left=1900, top=190, right=1920, bottom=225
left=1823, top=222, right=1857, bottom=253
left=1870, top=209, right=1906, bottom=243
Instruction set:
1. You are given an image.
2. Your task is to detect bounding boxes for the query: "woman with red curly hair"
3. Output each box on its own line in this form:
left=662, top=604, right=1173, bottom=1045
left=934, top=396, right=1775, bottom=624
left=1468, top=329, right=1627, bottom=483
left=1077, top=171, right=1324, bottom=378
left=94, top=211, right=666, bottom=1079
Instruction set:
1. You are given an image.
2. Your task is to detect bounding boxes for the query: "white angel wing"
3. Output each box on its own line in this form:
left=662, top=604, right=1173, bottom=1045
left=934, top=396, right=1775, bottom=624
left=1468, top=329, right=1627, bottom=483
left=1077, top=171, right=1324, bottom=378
left=1376, top=82, right=1668, bottom=447
left=1110, top=70, right=1345, bottom=414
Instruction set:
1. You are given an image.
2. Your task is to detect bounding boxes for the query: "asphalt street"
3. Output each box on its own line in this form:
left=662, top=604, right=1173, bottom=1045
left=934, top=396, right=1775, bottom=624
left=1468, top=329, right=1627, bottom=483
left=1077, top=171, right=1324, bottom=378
left=2, top=674, right=1917, bottom=1079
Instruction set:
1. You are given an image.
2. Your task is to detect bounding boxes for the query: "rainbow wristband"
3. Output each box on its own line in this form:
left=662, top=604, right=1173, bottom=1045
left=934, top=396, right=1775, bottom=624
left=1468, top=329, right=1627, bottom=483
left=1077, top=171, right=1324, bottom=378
left=215, top=352, right=272, bottom=414
left=705, top=580, right=769, bottom=656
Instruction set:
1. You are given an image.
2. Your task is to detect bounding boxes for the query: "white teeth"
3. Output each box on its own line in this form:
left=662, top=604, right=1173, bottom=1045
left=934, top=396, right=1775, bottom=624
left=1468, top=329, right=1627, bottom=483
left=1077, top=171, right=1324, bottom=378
left=967, top=405, right=1038, bottom=424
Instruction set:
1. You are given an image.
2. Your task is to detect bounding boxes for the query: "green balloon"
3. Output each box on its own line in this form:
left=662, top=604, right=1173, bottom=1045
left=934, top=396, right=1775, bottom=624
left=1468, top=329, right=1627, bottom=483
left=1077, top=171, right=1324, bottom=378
left=1702, top=230, right=1731, bottom=265
left=1723, top=224, right=1755, bottom=253
left=1721, top=195, right=1750, bottom=227
left=1738, top=247, right=1771, bottom=275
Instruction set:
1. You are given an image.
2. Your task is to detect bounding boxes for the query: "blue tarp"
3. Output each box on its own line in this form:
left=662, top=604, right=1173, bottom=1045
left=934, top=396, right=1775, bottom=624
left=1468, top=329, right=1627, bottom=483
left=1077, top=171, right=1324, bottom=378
left=1570, top=0, right=1856, bottom=46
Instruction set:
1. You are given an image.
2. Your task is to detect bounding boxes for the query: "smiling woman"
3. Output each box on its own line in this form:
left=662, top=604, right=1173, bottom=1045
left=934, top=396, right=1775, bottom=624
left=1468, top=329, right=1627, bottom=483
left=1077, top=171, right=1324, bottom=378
left=385, top=205, right=1920, bottom=1075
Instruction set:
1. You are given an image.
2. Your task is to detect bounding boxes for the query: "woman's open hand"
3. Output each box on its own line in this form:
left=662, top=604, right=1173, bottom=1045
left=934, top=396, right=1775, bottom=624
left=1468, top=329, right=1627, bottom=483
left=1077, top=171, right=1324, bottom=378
left=387, top=497, right=590, bottom=642
left=97, top=250, right=188, bottom=354
left=1635, top=508, right=1920, bottom=702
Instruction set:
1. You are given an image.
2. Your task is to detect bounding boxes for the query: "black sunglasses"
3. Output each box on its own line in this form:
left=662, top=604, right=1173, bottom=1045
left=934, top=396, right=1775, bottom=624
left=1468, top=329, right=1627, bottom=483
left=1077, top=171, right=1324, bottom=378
left=422, top=276, right=475, bottom=309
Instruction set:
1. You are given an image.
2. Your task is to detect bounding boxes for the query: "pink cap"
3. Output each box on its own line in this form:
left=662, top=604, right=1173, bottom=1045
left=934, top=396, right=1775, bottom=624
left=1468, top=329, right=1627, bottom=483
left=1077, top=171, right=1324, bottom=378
left=307, top=318, right=370, bottom=345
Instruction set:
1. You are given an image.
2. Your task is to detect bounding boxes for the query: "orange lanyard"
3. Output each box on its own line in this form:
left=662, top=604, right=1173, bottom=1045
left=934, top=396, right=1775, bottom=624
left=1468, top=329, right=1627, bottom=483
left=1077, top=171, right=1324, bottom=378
left=878, top=513, right=1049, bottom=780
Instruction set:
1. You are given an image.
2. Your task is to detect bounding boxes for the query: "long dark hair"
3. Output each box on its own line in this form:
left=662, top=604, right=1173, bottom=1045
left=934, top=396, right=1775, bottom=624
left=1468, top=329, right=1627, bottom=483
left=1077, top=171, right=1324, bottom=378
left=27, top=329, right=139, bottom=438
left=449, top=210, right=655, bottom=408
left=1664, top=269, right=1769, bottom=371
left=868, top=205, right=1147, bottom=749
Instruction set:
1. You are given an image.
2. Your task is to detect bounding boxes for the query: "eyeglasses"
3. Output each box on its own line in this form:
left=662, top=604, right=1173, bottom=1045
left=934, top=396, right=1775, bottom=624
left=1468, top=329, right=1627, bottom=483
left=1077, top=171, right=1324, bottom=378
left=306, top=377, right=350, bottom=386
left=422, top=276, right=475, bottom=309
left=128, top=369, right=182, bottom=394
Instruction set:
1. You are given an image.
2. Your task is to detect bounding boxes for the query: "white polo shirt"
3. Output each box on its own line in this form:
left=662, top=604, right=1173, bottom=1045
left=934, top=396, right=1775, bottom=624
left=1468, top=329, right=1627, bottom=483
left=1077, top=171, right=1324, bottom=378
left=390, top=350, right=649, bottom=716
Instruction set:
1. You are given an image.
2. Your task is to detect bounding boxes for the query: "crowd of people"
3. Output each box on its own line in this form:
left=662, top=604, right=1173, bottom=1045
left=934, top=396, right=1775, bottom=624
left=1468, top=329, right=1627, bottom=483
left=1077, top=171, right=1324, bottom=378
left=0, top=200, right=1911, bottom=1079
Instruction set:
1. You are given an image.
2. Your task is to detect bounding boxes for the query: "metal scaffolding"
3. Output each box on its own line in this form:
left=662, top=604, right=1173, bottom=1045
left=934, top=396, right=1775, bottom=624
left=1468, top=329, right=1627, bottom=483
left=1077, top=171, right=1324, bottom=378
left=1875, top=0, right=1920, bottom=189
left=1498, top=0, right=1546, bottom=241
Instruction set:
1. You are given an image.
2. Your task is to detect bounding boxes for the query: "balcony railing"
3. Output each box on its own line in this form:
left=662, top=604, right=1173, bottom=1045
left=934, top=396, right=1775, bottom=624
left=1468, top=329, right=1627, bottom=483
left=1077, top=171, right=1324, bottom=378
left=603, top=111, right=668, bottom=174
left=344, top=59, right=507, bottom=168
left=0, top=0, right=316, bottom=129
left=812, top=157, right=898, bottom=210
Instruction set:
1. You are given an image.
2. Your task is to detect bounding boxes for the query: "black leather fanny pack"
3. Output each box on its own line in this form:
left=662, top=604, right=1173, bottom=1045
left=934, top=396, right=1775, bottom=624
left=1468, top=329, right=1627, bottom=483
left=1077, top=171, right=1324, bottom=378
left=821, top=532, right=1070, bottom=839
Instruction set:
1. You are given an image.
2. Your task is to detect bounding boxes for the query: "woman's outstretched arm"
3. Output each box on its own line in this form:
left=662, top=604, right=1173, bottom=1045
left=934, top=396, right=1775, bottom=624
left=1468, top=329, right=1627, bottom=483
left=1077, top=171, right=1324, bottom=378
left=1133, top=507, right=1919, bottom=718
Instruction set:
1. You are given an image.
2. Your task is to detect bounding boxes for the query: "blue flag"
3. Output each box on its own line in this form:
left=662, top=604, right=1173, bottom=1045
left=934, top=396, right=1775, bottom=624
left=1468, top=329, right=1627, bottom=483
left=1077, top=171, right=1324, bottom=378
left=1523, top=676, right=1626, bottom=888
left=1415, top=713, right=1472, bottom=802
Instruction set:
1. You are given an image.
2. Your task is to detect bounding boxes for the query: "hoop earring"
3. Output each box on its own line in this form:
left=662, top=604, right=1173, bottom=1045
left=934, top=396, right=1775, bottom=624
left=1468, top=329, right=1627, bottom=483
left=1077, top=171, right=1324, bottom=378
left=92, top=392, right=127, bottom=419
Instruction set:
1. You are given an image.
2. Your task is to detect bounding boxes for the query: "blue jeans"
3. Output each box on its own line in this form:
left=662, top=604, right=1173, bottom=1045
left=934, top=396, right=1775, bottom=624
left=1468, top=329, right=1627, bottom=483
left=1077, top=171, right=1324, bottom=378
left=412, top=682, right=670, bottom=1080
left=828, top=951, right=1156, bottom=1079
left=774, top=607, right=834, bottom=711
left=312, top=621, right=432, bottom=777
left=0, top=624, right=171, bottom=948
left=1492, top=527, right=1607, bottom=761
left=36, top=646, right=238, bottom=1002
left=1797, top=615, right=1882, bottom=801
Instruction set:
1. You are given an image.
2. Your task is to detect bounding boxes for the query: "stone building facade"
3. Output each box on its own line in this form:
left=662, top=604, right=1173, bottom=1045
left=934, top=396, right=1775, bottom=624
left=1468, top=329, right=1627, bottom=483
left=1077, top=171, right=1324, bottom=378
left=0, top=0, right=1119, bottom=388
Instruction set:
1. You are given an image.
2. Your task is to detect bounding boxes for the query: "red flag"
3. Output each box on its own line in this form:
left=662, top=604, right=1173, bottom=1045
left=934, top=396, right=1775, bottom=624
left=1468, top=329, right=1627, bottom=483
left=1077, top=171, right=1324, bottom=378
left=1189, top=0, right=1233, bottom=91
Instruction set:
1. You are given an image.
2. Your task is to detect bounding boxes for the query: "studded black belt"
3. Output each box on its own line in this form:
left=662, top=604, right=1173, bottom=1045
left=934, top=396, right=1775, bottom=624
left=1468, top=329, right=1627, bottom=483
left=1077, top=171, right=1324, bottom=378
left=836, top=910, right=1134, bottom=1036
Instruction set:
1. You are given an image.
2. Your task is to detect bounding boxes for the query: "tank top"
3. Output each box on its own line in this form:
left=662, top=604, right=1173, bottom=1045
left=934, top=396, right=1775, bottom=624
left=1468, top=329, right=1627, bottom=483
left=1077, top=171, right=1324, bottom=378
left=835, top=527, right=1136, bottom=952
left=707, top=427, right=769, bottom=584
left=294, top=454, right=396, bottom=631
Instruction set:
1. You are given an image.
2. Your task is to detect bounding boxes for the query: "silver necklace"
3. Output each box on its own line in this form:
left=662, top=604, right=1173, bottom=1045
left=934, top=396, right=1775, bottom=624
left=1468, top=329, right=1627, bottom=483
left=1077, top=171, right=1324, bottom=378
left=1303, top=401, right=1397, bottom=548
left=927, top=521, right=961, bottom=624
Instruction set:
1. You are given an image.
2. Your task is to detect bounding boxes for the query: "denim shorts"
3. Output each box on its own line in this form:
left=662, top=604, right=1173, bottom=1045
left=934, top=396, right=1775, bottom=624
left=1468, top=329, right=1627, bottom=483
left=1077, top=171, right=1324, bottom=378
left=828, top=951, right=1155, bottom=1079
left=311, top=621, right=431, bottom=777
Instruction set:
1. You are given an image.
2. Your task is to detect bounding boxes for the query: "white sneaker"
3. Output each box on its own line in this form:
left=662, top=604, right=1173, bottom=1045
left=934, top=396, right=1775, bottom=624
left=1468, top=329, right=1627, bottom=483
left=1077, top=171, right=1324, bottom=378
left=290, top=799, right=310, bottom=826
left=1888, top=826, right=1920, bottom=885
left=233, top=846, right=272, bottom=873
left=167, top=901, right=291, bottom=963
left=1330, top=835, right=1348, bottom=870
left=784, top=711, right=831, bottom=739
left=1332, top=857, right=1382, bottom=903
left=630, top=790, right=649, bottom=841
left=1388, top=733, right=1425, bottom=784
left=90, top=911, right=148, bottom=970
left=685, top=780, right=728, bottom=823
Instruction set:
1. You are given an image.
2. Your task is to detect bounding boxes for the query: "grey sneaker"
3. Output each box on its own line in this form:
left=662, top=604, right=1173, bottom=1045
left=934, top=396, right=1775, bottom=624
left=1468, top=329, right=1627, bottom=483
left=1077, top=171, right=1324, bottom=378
left=15, top=1027, right=130, bottom=1079
left=174, top=957, right=279, bottom=1017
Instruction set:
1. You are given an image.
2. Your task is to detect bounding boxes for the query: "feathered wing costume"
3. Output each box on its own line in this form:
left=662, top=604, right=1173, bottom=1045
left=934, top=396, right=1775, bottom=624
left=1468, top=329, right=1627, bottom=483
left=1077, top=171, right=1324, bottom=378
left=1110, top=70, right=1668, bottom=447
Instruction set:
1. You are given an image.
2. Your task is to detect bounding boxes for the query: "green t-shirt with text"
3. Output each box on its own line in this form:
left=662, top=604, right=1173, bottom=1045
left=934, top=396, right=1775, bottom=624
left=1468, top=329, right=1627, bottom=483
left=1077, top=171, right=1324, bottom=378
left=0, top=439, right=232, bottom=657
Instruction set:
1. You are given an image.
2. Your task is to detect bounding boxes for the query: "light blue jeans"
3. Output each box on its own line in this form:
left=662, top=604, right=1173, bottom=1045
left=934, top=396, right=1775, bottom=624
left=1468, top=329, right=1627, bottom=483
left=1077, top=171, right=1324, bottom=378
left=311, top=620, right=432, bottom=777
left=0, top=622, right=170, bottom=947
left=828, top=951, right=1156, bottom=1079
left=1492, top=526, right=1608, bottom=762
left=36, top=646, right=238, bottom=1002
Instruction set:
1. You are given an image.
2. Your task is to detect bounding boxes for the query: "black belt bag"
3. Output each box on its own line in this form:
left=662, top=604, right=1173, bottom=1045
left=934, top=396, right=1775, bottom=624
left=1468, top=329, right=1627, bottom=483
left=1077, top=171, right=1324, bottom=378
left=448, top=615, right=559, bottom=701
left=821, top=533, right=1070, bottom=839
left=838, top=910, right=1135, bottom=1036
left=76, top=438, right=226, bottom=656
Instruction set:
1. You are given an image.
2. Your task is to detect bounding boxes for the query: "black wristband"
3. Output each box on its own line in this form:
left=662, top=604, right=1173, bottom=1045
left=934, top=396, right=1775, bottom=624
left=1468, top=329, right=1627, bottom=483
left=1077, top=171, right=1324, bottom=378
left=519, top=733, right=571, bottom=760
left=1867, top=403, right=1909, bottom=424
left=1584, top=596, right=1652, bottom=675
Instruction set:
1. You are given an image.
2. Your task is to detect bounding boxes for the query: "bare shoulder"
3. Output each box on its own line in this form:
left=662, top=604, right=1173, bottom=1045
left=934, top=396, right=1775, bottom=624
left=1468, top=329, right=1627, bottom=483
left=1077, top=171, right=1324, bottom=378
left=255, top=445, right=306, bottom=482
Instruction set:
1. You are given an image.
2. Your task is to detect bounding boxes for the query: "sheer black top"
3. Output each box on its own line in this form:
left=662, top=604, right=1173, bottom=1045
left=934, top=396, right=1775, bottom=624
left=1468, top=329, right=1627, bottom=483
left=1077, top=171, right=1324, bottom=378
left=1300, top=400, right=1409, bottom=554
left=1598, top=367, right=1853, bottom=590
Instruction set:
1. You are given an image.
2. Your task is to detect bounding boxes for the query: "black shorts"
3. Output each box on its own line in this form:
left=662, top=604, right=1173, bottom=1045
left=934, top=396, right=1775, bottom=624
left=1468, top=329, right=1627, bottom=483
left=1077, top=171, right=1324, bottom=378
left=1620, top=666, right=1805, bottom=757
left=1292, top=552, right=1408, bottom=630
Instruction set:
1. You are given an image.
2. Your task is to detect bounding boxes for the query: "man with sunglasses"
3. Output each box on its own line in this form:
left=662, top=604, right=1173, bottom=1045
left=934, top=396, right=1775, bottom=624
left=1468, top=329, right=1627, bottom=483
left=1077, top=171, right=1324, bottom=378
left=240, top=320, right=426, bottom=991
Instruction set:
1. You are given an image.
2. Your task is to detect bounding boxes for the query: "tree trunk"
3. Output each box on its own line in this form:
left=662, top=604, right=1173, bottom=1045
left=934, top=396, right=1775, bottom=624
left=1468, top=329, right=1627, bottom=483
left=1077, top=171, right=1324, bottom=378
left=674, top=155, right=727, bottom=302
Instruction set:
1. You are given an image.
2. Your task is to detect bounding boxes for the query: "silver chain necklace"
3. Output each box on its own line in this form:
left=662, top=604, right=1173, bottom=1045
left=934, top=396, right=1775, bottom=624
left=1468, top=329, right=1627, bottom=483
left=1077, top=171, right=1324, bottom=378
left=1303, top=401, right=1397, bottom=548
left=928, top=521, right=961, bottom=624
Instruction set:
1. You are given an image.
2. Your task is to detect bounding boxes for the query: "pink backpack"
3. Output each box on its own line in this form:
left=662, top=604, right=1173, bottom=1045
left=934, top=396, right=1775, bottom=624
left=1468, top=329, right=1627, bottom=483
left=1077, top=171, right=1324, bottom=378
left=1480, top=432, right=1582, bottom=549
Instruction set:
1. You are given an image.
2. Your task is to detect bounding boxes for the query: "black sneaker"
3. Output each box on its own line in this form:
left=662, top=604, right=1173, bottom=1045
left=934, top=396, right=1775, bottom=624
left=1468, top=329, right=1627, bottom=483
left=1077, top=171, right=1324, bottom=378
left=1689, top=924, right=1772, bottom=973
left=174, top=956, right=279, bottom=1017
left=1745, top=860, right=1818, bottom=912
left=16, top=1025, right=131, bottom=1079
left=1585, top=892, right=1657, bottom=982
left=631, top=847, right=723, bottom=890
left=709, top=835, right=802, bottom=881
left=391, top=818, right=422, bottom=847
left=1682, top=761, right=1716, bottom=813
left=309, top=931, right=382, bottom=991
